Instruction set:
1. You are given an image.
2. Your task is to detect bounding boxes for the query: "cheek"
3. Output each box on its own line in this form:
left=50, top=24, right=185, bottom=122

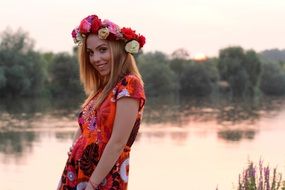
left=88, top=59, right=96, bottom=69
left=104, top=54, right=112, bottom=66
left=103, top=50, right=111, bottom=61
left=106, top=62, right=112, bottom=71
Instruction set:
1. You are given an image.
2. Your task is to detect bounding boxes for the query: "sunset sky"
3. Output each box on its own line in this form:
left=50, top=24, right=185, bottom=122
left=0, top=0, right=284, bottom=57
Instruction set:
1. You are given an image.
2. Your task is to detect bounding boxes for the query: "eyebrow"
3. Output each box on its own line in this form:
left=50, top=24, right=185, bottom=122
left=87, top=43, right=108, bottom=51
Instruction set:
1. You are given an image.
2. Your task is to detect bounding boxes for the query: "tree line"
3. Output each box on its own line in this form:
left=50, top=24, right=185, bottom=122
left=1, top=29, right=285, bottom=99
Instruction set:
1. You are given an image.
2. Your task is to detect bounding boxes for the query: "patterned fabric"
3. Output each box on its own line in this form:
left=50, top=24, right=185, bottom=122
left=58, top=74, right=145, bottom=190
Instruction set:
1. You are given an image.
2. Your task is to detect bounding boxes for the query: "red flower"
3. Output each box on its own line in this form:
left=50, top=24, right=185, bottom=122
left=121, top=27, right=138, bottom=40
left=91, top=16, right=102, bottom=33
left=79, top=19, right=91, bottom=34
left=137, top=35, right=146, bottom=48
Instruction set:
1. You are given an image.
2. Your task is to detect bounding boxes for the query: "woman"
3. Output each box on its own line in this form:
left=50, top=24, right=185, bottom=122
left=57, top=14, right=146, bottom=190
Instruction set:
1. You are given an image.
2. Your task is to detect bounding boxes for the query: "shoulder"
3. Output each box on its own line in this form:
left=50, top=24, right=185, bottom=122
left=117, top=74, right=144, bottom=88
left=114, top=74, right=145, bottom=104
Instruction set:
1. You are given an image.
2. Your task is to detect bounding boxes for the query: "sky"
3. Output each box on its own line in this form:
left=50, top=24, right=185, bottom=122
left=0, top=0, right=285, bottom=57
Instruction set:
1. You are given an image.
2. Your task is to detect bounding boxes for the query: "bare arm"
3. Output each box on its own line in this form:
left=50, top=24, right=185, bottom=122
left=86, top=98, right=139, bottom=189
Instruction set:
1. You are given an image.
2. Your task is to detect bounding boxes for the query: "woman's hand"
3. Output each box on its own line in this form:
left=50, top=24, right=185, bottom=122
left=85, top=182, right=98, bottom=190
left=84, top=183, right=93, bottom=190
left=68, top=137, right=80, bottom=156
left=67, top=145, right=74, bottom=156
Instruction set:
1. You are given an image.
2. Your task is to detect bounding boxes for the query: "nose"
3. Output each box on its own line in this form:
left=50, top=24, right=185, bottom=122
left=90, top=53, right=100, bottom=64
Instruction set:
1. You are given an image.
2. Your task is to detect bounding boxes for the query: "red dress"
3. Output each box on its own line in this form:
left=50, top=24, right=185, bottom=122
left=58, top=74, right=145, bottom=190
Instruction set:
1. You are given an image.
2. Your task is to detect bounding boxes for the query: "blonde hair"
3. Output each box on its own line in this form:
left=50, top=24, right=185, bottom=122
left=78, top=36, right=143, bottom=108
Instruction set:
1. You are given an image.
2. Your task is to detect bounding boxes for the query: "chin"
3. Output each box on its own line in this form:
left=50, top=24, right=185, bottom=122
left=99, top=71, right=110, bottom=77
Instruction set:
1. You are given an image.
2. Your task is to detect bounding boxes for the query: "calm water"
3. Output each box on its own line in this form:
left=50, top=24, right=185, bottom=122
left=1, top=96, right=285, bottom=190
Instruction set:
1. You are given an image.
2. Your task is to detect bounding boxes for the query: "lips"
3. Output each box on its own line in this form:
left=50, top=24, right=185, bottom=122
left=96, top=63, right=106, bottom=70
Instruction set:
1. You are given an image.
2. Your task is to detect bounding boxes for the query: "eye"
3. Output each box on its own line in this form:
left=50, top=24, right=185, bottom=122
left=87, top=50, right=94, bottom=57
left=99, top=47, right=108, bottom=53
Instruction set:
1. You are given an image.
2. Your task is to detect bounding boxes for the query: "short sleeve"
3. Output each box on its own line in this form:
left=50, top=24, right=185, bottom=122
left=115, top=75, right=146, bottom=111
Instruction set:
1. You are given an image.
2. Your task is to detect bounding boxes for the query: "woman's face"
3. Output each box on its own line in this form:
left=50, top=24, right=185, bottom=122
left=86, top=34, right=112, bottom=77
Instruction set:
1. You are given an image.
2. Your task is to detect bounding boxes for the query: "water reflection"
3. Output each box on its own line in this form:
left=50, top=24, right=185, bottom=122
left=0, top=97, right=82, bottom=130
left=54, top=131, right=75, bottom=141
left=0, top=95, right=285, bottom=158
left=214, top=96, right=283, bottom=126
left=2, top=96, right=284, bottom=128
left=1, top=96, right=285, bottom=190
left=217, top=129, right=256, bottom=142
left=0, top=130, right=38, bottom=163
left=0, top=97, right=83, bottom=160
left=144, top=96, right=285, bottom=127
left=169, top=131, right=188, bottom=143
left=142, top=95, right=285, bottom=143
left=0, top=96, right=82, bottom=116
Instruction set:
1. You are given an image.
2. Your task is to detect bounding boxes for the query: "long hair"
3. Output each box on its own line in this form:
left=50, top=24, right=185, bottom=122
left=78, top=36, right=143, bottom=108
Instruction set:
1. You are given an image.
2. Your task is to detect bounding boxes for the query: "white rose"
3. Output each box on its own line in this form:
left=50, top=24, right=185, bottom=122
left=98, top=28, right=110, bottom=40
left=125, top=40, right=140, bottom=54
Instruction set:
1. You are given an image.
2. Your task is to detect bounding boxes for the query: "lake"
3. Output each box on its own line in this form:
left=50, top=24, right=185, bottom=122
left=0, top=96, right=285, bottom=190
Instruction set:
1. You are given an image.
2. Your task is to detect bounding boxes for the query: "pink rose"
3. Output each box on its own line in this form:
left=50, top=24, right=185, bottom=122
left=102, top=20, right=122, bottom=37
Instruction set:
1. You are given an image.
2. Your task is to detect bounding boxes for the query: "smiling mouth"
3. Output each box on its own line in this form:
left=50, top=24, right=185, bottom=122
left=97, top=63, right=106, bottom=70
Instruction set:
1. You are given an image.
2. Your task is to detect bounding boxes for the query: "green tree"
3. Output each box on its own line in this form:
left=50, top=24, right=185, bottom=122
left=260, top=62, right=285, bottom=95
left=244, top=50, right=261, bottom=95
left=218, top=47, right=261, bottom=97
left=137, top=52, right=178, bottom=97
left=0, top=28, right=46, bottom=97
left=180, top=61, right=218, bottom=96
left=0, top=66, right=6, bottom=89
left=171, top=48, right=190, bottom=60
left=137, top=51, right=168, bottom=65
left=48, top=53, right=83, bottom=97
left=0, top=28, right=34, bottom=53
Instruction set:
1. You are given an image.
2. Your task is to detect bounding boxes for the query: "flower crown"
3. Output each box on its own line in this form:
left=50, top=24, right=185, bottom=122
left=71, top=15, right=146, bottom=54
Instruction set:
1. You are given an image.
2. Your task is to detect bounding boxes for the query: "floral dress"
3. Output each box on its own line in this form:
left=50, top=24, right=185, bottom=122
left=58, top=74, right=145, bottom=190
